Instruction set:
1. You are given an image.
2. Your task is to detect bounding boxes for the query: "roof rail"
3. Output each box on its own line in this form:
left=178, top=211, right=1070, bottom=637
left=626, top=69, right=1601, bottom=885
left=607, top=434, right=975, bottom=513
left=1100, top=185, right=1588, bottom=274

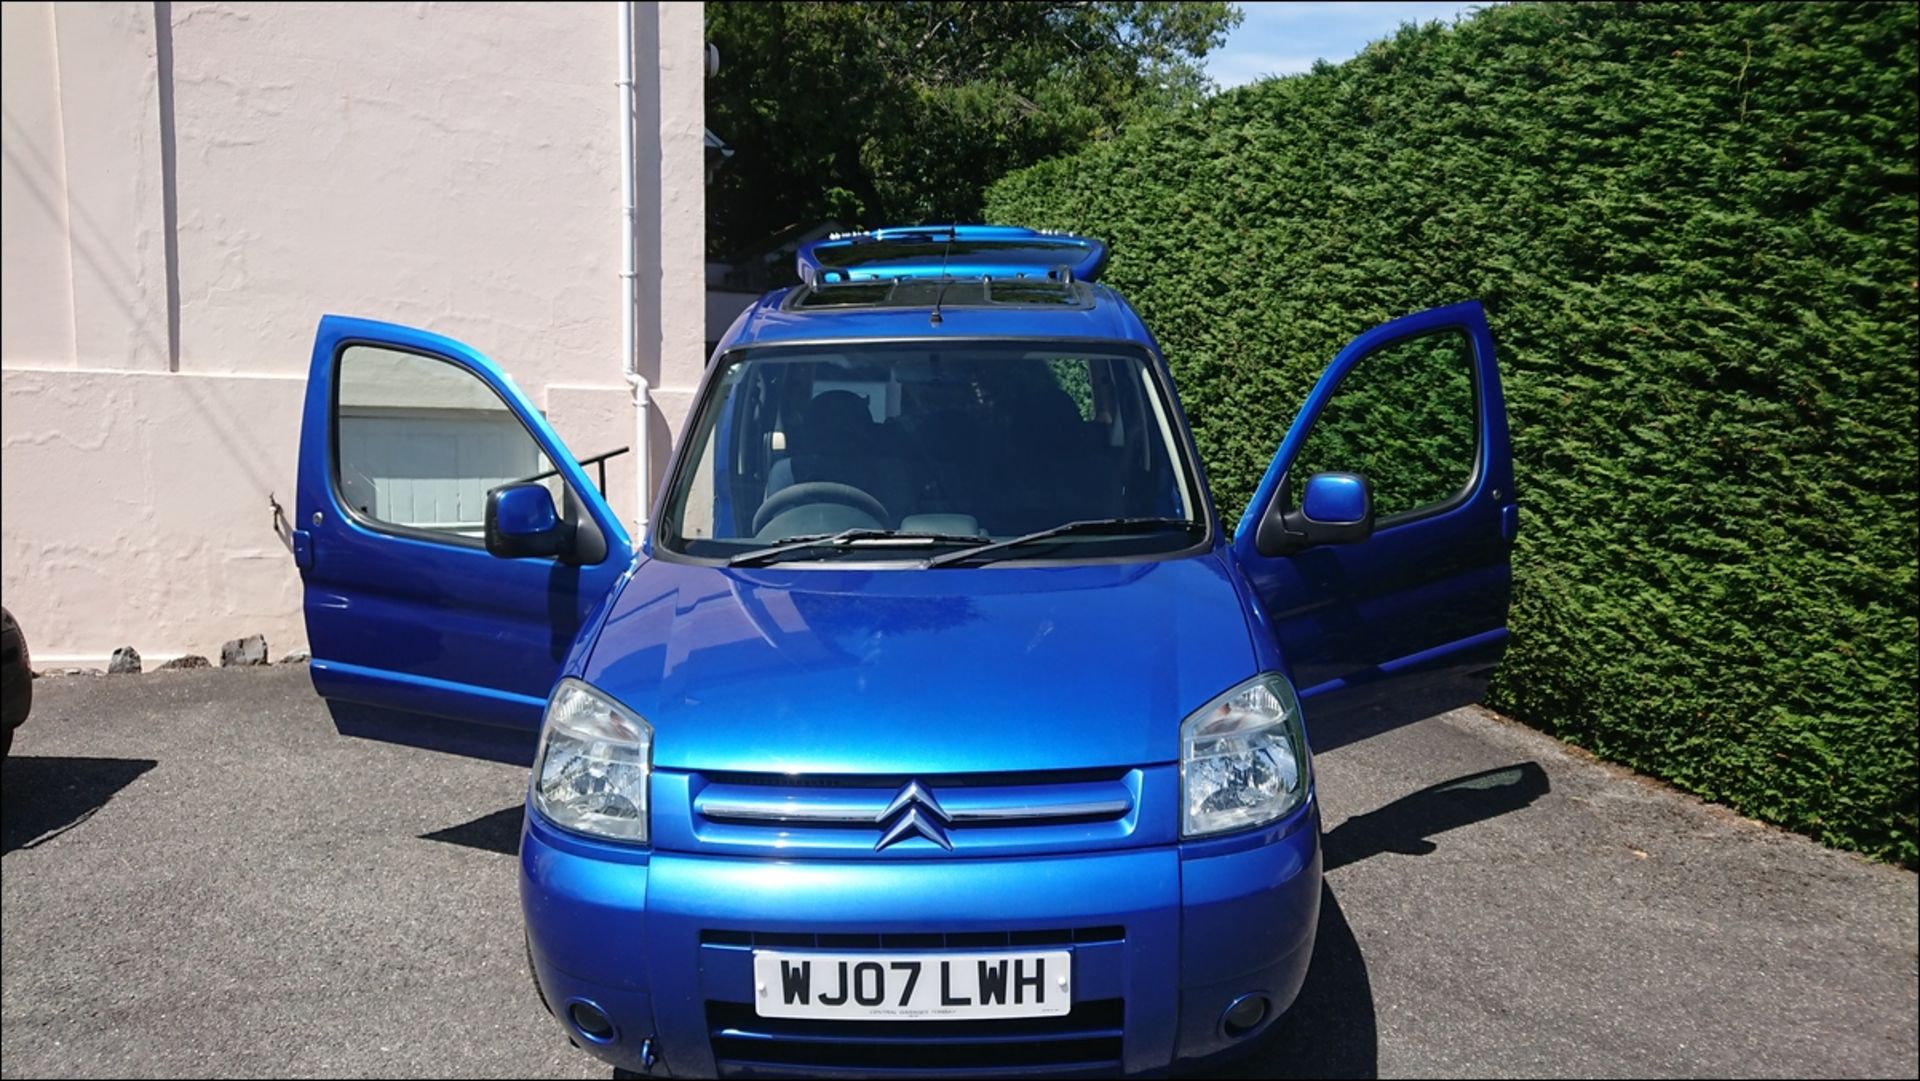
left=795, top=225, right=1108, bottom=287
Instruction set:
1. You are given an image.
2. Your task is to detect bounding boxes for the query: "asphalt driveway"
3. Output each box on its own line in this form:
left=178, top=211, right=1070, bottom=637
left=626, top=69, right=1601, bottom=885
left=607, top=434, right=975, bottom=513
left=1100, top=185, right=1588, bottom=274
left=2, top=666, right=1914, bottom=1078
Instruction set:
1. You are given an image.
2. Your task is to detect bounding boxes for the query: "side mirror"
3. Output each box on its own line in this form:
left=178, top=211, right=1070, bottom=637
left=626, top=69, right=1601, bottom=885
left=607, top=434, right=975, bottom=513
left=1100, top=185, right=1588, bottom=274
left=1255, top=471, right=1375, bottom=556
left=485, top=483, right=568, bottom=560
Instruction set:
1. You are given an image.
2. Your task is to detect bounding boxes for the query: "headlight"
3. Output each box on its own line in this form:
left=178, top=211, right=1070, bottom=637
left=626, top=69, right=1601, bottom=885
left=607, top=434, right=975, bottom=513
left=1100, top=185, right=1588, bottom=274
left=1180, top=673, right=1311, bottom=838
left=531, top=678, right=653, bottom=843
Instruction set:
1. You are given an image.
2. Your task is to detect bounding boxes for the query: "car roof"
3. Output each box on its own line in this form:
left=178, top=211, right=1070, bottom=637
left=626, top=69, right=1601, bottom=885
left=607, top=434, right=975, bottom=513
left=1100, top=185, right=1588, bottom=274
left=716, top=281, right=1155, bottom=355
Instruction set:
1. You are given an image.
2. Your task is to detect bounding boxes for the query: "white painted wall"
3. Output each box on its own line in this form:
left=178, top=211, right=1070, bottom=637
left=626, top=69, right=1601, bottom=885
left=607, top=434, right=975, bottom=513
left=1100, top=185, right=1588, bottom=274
left=708, top=289, right=760, bottom=348
left=1, top=1, right=709, bottom=665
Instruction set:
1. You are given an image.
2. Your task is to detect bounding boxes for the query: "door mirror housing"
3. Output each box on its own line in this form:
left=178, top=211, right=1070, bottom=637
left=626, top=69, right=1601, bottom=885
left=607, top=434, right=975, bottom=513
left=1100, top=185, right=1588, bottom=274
left=1255, top=471, right=1375, bottom=556
left=486, top=483, right=568, bottom=560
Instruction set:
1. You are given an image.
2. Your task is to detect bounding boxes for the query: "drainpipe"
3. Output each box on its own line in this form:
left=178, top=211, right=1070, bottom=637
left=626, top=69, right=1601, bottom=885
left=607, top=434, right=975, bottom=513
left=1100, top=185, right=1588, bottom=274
left=618, top=1, right=651, bottom=537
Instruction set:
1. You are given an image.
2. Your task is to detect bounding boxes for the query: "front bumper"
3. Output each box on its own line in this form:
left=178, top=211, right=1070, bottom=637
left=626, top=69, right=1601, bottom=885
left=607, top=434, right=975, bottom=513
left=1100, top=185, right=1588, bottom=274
left=521, top=801, right=1321, bottom=1078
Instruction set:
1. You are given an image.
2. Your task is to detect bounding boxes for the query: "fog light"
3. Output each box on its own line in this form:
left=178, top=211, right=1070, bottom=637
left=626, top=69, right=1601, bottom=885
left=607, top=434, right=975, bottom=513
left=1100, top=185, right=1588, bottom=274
left=568, top=1000, right=616, bottom=1043
left=1222, top=993, right=1268, bottom=1037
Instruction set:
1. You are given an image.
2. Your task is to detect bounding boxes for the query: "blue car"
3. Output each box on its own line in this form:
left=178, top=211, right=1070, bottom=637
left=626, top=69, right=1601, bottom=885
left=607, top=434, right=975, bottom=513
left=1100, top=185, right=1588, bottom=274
left=293, top=225, right=1514, bottom=1077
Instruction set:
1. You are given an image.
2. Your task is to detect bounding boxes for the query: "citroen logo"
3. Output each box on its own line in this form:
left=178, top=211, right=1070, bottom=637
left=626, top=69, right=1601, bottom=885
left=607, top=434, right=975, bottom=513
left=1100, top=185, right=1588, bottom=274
left=874, top=781, right=953, bottom=851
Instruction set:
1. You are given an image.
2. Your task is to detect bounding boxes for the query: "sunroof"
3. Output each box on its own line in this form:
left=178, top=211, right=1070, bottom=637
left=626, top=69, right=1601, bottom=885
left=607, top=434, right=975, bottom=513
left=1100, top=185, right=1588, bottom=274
left=792, top=283, right=894, bottom=308
left=987, top=281, right=1085, bottom=304
left=886, top=281, right=989, bottom=306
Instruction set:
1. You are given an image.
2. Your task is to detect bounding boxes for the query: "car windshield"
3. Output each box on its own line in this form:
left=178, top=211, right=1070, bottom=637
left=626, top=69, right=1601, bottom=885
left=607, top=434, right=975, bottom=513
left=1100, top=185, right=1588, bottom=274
left=659, top=341, right=1204, bottom=562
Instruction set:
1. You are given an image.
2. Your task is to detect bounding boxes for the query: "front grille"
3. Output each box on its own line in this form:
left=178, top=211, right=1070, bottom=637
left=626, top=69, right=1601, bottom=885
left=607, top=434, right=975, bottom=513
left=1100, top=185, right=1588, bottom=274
left=684, top=768, right=1148, bottom=858
left=707, top=998, right=1125, bottom=1078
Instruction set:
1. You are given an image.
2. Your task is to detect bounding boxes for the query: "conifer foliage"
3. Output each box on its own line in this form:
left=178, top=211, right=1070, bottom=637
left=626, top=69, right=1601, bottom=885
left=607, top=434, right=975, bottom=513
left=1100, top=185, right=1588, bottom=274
left=987, top=2, right=1918, bottom=863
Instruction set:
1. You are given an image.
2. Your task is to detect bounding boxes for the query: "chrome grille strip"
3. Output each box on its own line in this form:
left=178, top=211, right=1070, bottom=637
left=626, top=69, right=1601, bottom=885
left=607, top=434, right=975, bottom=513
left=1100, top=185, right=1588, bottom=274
left=696, top=792, right=877, bottom=823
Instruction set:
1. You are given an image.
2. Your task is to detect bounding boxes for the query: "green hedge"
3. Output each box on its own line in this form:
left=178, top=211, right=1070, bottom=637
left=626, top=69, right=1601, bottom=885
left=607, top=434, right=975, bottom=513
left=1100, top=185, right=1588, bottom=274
left=986, top=1, right=1918, bottom=864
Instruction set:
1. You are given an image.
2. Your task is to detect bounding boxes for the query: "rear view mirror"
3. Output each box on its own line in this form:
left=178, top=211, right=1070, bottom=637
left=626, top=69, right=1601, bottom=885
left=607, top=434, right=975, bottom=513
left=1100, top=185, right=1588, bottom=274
left=1255, top=472, right=1375, bottom=556
left=486, top=483, right=568, bottom=560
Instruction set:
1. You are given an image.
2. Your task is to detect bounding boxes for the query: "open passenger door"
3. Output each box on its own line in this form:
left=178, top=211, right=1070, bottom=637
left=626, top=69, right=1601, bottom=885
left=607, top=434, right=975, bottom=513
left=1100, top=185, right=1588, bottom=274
left=293, top=316, right=632, bottom=763
left=1233, top=301, right=1517, bottom=748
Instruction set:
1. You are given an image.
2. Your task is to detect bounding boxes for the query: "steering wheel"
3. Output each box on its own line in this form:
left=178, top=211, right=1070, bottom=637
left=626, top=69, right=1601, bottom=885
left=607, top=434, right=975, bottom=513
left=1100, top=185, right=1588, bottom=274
left=751, top=481, right=889, bottom=535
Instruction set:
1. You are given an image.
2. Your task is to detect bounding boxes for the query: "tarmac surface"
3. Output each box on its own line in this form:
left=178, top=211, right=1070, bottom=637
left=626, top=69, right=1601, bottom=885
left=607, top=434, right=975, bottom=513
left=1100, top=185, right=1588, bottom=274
left=3, top=665, right=1914, bottom=1078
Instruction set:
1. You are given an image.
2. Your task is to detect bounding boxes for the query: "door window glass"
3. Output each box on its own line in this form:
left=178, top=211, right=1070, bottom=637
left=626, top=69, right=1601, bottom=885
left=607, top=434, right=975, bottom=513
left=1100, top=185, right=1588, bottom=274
left=1289, top=329, right=1477, bottom=521
left=334, top=345, right=562, bottom=541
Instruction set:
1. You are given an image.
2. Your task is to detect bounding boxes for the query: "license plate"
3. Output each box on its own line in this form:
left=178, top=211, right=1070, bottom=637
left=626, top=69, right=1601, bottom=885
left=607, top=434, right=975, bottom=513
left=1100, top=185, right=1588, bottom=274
left=752, top=950, right=1072, bottom=1020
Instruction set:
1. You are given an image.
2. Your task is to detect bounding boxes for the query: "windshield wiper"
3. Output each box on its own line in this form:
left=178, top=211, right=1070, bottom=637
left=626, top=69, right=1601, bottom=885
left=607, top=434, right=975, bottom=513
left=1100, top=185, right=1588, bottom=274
left=923, top=517, right=1202, bottom=568
left=727, top=528, right=987, bottom=568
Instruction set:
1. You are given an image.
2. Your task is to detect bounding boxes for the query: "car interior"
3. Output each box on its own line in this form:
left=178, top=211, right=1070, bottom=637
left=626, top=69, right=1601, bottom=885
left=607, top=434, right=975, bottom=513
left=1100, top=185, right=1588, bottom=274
left=716, top=349, right=1186, bottom=543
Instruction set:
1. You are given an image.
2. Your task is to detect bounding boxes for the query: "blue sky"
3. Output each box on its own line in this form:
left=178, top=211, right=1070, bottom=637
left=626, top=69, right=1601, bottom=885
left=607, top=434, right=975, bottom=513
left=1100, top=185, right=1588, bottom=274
left=1205, top=1, right=1489, bottom=89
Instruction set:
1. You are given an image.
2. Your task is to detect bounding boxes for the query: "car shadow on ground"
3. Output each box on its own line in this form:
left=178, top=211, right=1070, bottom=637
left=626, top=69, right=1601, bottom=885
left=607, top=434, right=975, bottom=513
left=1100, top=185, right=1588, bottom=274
left=421, top=805, right=524, bottom=855
left=1322, top=762, right=1550, bottom=872
left=1209, top=761, right=1550, bottom=1079
left=1, top=755, right=158, bottom=855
